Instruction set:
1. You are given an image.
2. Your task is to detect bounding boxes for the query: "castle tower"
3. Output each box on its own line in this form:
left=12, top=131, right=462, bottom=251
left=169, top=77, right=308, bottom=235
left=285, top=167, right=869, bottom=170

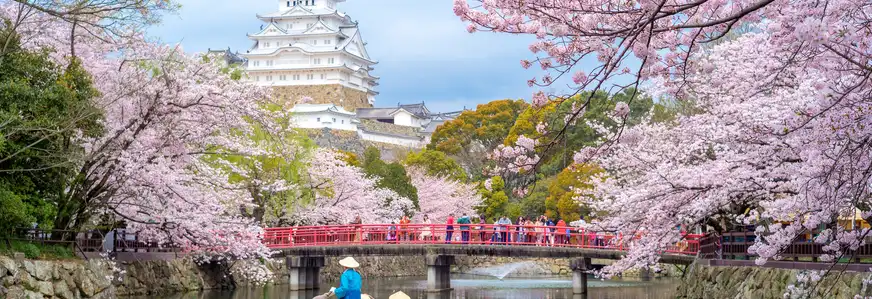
left=243, top=0, right=378, bottom=110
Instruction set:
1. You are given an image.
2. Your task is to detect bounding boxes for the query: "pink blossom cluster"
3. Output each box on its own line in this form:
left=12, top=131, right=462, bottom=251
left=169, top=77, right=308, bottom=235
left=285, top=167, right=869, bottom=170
left=408, top=168, right=482, bottom=222
left=579, top=31, right=872, bottom=275
left=294, top=149, right=414, bottom=225
left=489, top=135, right=541, bottom=174
left=455, top=0, right=872, bottom=276
left=2, top=3, right=272, bottom=259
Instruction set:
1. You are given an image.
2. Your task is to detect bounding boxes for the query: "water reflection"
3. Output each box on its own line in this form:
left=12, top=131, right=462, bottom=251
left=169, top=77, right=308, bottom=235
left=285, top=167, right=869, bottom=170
left=128, top=275, right=677, bottom=299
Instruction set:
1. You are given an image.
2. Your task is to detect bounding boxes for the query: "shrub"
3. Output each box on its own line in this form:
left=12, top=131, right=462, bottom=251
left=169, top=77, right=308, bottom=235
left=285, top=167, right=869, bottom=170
left=0, top=190, right=35, bottom=236
left=19, top=243, right=40, bottom=259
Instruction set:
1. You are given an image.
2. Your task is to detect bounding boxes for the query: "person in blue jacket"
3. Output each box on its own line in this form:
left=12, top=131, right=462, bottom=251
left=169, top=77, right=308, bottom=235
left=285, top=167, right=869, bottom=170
left=329, top=257, right=362, bottom=299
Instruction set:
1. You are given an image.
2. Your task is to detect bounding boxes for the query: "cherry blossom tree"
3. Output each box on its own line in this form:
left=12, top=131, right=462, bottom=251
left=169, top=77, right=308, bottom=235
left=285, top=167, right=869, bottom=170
left=1, top=2, right=272, bottom=259
left=408, top=167, right=482, bottom=222
left=454, top=0, right=872, bottom=279
left=291, top=149, right=414, bottom=225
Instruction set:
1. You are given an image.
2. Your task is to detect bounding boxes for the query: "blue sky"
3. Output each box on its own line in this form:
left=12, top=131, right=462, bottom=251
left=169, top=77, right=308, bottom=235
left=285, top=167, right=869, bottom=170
left=148, top=0, right=553, bottom=113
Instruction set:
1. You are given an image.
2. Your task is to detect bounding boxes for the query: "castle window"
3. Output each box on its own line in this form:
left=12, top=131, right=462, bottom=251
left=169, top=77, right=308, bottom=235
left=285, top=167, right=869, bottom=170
left=317, top=117, right=321, bottom=122
left=333, top=118, right=336, bottom=123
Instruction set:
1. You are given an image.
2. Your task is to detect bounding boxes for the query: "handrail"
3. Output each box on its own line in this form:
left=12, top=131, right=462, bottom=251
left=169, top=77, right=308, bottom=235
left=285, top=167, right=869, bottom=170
left=263, top=224, right=702, bottom=255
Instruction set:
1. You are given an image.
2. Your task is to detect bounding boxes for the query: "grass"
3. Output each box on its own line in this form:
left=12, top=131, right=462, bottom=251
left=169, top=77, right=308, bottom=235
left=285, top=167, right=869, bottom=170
left=0, top=239, right=77, bottom=260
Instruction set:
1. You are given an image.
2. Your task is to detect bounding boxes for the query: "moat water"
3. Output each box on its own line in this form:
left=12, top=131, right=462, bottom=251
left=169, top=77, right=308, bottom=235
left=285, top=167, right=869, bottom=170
left=133, top=275, right=678, bottom=299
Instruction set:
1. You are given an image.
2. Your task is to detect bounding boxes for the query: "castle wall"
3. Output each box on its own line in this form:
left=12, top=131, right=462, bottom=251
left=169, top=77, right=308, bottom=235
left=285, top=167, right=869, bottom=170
left=272, top=84, right=372, bottom=111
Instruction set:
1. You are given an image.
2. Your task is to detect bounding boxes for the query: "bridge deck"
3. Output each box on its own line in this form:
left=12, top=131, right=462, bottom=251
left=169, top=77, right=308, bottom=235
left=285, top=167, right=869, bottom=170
left=275, top=244, right=696, bottom=265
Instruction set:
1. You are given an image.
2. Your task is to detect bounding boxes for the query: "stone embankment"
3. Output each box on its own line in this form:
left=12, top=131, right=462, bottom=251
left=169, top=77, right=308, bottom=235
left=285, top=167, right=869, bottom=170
left=0, top=256, right=116, bottom=299
left=677, top=262, right=872, bottom=299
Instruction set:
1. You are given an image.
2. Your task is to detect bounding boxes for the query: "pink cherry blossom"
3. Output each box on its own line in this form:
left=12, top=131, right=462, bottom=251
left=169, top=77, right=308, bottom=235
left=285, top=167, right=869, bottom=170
left=2, top=3, right=271, bottom=260
left=293, top=149, right=414, bottom=225
left=408, top=168, right=482, bottom=222
left=455, top=0, right=872, bottom=277
left=613, top=102, right=630, bottom=118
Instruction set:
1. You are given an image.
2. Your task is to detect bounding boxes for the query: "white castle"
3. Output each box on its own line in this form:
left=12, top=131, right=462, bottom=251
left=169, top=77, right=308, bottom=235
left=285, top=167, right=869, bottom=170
left=225, top=0, right=466, bottom=148
left=242, top=0, right=379, bottom=109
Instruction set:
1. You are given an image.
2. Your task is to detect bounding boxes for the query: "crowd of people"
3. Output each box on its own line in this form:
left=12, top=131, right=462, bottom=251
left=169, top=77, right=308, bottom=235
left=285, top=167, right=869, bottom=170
left=360, top=213, right=614, bottom=247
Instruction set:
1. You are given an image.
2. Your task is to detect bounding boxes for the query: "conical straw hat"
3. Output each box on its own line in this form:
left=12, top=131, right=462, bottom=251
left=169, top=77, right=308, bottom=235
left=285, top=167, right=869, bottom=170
left=338, top=257, right=360, bottom=268
left=389, top=291, right=411, bottom=299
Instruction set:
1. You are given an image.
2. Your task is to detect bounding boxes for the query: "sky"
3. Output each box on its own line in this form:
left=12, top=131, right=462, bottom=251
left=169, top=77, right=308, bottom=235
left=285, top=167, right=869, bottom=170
left=148, top=0, right=552, bottom=113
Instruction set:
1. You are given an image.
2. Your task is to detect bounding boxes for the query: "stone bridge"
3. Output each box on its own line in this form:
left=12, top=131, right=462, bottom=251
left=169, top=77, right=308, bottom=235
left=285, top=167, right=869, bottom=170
left=264, top=225, right=701, bottom=296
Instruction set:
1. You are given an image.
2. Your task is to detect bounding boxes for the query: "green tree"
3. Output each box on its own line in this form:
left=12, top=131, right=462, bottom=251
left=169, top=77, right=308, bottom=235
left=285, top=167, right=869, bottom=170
left=211, top=105, right=319, bottom=226
left=361, top=147, right=419, bottom=211
left=477, top=176, right=509, bottom=222
left=545, top=164, right=603, bottom=221
left=504, top=88, right=659, bottom=177
left=403, top=149, right=466, bottom=181
left=0, top=27, right=103, bottom=232
left=516, top=175, right=553, bottom=218
left=428, top=99, right=528, bottom=180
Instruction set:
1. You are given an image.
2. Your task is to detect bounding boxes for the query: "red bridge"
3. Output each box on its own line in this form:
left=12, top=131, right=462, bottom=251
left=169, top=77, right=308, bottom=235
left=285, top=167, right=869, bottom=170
left=263, top=223, right=702, bottom=255
left=262, top=224, right=701, bottom=295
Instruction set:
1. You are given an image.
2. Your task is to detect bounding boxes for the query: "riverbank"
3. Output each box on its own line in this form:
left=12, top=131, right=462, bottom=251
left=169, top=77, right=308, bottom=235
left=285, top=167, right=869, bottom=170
left=677, top=262, right=872, bottom=299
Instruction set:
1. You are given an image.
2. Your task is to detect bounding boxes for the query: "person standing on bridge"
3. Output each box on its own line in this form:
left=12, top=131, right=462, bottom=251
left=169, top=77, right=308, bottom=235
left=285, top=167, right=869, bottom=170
left=515, top=216, right=526, bottom=244
left=352, top=215, right=362, bottom=243
left=420, top=214, right=433, bottom=241
left=327, top=257, right=363, bottom=299
left=546, top=216, right=556, bottom=246
left=497, top=215, right=512, bottom=244
left=556, top=219, right=568, bottom=245
left=476, top=215, right=486, bottom=243
left=457, top=212, right=471, bottom=244
left=445, top=213, right=455, bottom=244
left=399, top=215, right=411, bottom=241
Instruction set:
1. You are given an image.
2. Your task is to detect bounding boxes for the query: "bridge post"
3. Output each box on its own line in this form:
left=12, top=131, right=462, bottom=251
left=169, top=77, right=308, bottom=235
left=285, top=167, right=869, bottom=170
left=425, top=254, right=455, bottom=292
left=570, top=257, right=591, bottom=295
left=286, top=256, right=325, bottom=291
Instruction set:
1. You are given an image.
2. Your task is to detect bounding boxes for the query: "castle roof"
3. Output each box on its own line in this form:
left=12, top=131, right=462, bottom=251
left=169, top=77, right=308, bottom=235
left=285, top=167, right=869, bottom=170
left=289, top=103, right=355, bottom=116
left=257, top=5, right=348, bottom=20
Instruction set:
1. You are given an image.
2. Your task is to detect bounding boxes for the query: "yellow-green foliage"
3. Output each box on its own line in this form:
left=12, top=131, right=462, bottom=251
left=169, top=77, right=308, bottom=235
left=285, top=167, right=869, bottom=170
left=428, top=99, right=528, bottom=155
left=403, top=149, right=467, bottom=182
left=545, top=163, right=603, bottom=221
left=478, top=176, right=509, bottom=222
left=209, top=105, right=317, bottom=225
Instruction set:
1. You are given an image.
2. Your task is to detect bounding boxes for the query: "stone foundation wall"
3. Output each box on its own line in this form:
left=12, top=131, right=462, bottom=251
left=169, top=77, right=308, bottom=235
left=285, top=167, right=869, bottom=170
left=272, top=85, right=371, bottom=111
left=118, top=259, right=235, bottom=296
left=320, top=256, right=427, bottom=282
left=454, top=256, right=574, bottom=277
left=0, top=256, right=116, bottom=299
left=676, top=263, right=872, bottom=299
left=300, top=128, right=413, bottom=161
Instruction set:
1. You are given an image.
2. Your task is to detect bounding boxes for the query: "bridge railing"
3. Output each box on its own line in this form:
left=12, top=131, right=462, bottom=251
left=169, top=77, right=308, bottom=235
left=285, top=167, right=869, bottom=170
left=263, top=224, right=702, bottom=255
